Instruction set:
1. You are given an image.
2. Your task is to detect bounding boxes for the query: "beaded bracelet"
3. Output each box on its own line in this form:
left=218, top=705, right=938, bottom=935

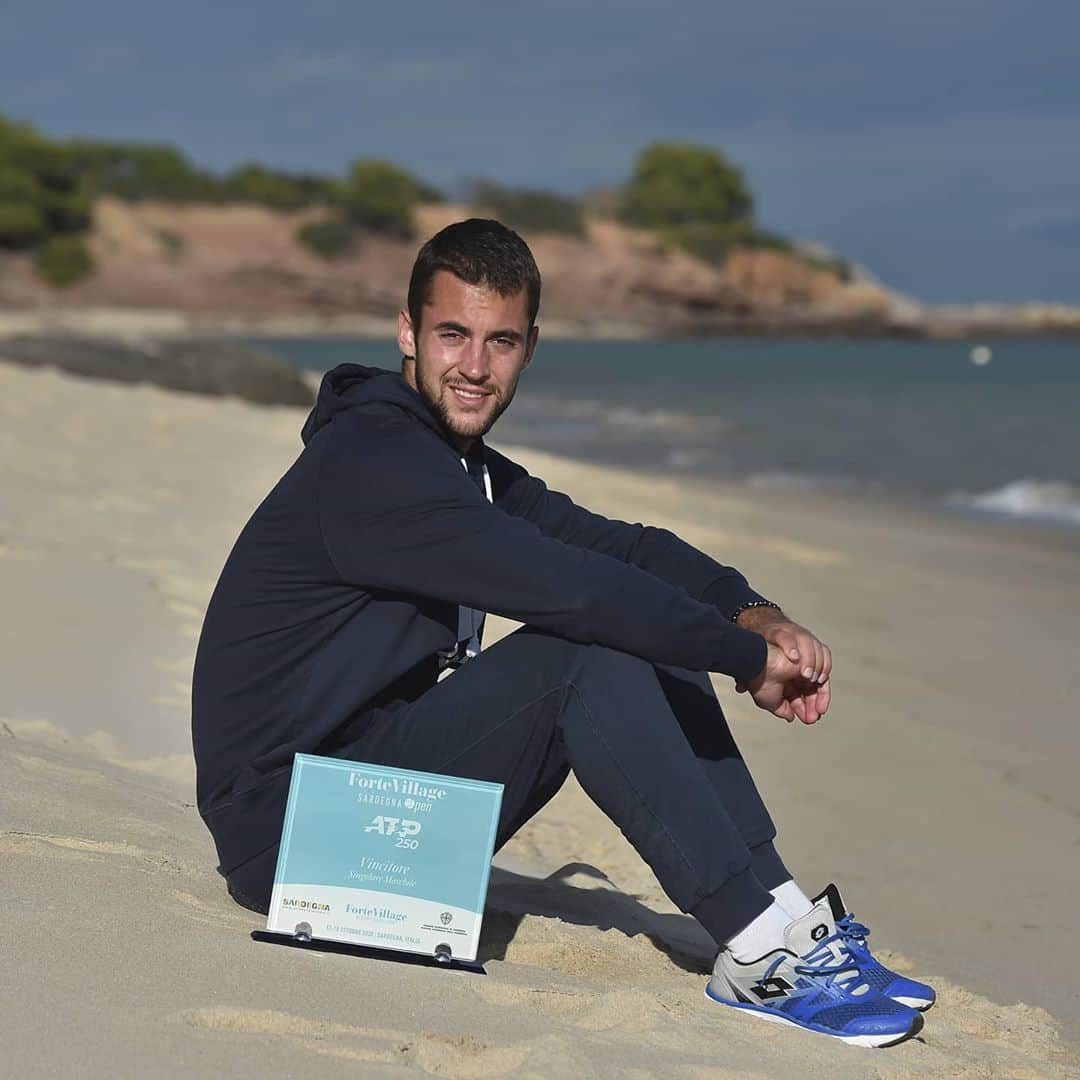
left=729, top=599, right=783, bottom=624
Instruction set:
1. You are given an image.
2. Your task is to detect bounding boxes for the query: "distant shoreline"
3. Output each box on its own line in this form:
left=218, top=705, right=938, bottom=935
left=3, top=304, right=1080, bottom=342
left=3, top=323, right=1076, bottom=541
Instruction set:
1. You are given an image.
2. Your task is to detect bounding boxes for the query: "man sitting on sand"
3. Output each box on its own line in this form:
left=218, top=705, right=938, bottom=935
left=192, top=218, right=934, bottom=1048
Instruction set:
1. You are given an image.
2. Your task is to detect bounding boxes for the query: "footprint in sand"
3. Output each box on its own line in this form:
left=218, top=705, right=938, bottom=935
left=470, top=979, right=692, bottom=1040
left=170, top=890, right=254, bottom=929
left=0, top=831, right=152, bottom=860
left=179, top=1008, right=531, bottom=1078
left=0, top=830, right=196, bottom=877
left=91, top=492, right=154, bottom=514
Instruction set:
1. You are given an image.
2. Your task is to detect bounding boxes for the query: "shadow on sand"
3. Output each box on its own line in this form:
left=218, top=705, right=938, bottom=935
left=479, top=862, right=716, bottom=976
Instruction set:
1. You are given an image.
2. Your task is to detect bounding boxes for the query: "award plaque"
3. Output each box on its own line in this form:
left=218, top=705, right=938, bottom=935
left=265, top=754, right=503, bottom=964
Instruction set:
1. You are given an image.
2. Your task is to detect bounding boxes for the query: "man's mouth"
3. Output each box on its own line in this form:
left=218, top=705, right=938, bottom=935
left=447, top=384, right=492, bottom=408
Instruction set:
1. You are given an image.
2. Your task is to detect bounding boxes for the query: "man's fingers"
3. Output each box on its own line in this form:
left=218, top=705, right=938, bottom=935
left=795, top=631, right=819, bottom=681
left=773, top=629, right=801, bottom=664
left=818, top=643, right=833, bottom=684
left=794, top=632, right=830, bottom=683
left=817, top=680, right=832, bottom=716
left=774, top=700, right=795, bottom=722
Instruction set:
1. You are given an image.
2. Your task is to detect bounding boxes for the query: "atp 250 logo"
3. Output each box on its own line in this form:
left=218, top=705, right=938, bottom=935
left=364, top=815, right=422, bottom=850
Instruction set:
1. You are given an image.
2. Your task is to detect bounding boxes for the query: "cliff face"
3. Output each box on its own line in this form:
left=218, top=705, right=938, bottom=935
left=0, top=197, right=905, bottom=336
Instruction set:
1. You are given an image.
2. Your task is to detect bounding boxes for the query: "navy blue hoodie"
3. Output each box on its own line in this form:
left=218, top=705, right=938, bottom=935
left=192, top=364, right=768, bottom=876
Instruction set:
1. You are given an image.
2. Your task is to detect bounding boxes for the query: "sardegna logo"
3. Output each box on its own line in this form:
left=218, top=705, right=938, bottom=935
left=283, top=897, right=330, bottom=912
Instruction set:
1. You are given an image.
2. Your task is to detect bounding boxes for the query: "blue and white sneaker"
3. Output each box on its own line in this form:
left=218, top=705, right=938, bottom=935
left=814, top=884, right=937, bottom=1011
left=706, top=895, right=924, bottom=1048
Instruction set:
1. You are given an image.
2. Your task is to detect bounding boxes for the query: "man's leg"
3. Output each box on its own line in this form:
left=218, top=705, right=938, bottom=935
left=652, top=664, right=805, bottom=903
left=323, top=625, right=777, bottom=948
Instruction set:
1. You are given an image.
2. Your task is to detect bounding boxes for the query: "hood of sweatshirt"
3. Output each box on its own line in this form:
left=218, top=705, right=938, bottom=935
left=300, top=363, right=450, bottom=447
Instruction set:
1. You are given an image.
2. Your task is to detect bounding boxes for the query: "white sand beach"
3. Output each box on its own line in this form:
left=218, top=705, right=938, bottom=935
left=2, top=360, right=1078, bottom=1077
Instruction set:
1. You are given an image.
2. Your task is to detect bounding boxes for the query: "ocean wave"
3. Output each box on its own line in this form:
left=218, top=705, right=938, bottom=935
left=944, top=479, right=1080, bottom=527
left=745, top=471, right=887, bottom=496
left=513, top=394, right=727, bottom=434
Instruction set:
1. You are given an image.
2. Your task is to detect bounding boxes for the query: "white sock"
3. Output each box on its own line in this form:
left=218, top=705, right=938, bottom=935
left=724, top=901, right=792, bottom=962
left=770, top=880, right=814, bottom=920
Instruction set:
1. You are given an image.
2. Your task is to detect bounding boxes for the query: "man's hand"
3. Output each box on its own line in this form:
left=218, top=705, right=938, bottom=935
left=734, top=608, right=833, bottom=724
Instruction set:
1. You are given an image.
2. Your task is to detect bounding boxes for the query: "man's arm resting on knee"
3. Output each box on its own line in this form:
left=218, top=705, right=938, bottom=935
left=318, top=420, right=768, bottom=685
left=487, top=447, right=833, bottom=715
left=486, top=446, right=766, bottom=618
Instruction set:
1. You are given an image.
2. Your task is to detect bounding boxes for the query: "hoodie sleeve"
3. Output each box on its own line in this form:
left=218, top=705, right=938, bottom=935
left=316, top=417, right=767, bottom=684
left=484, top=446, right=769, bottom=619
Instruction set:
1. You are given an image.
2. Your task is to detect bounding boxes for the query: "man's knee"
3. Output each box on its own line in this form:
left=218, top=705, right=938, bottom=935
left=574, top=641, right=659, bottom=686
left=500, top=627, right=653, bottom=686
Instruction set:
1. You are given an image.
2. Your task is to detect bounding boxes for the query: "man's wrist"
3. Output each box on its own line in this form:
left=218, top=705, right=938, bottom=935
left=732, top=599, right=784, bottom=628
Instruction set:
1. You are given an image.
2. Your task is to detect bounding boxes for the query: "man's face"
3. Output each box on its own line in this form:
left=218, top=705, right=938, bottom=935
left=399, top=270, right=538, bottom=451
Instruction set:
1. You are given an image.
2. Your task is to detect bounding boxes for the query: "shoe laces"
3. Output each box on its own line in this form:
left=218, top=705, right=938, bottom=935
left=791, top=931, right=863, bottom=992
left=835, top=913, right=872, bottom=958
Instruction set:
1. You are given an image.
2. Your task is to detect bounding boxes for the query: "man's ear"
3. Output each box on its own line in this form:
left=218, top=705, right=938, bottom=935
left=522, top=324, right=540, bottom=368
left=397, top=309, right=416, bottom=358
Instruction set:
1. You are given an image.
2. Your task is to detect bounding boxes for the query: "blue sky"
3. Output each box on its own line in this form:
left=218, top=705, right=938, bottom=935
left=2, top=1, right=1078, bottom=302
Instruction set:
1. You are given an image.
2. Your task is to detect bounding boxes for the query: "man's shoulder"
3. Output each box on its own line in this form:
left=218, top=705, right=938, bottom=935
left=313, top=407, right=450, bottom=463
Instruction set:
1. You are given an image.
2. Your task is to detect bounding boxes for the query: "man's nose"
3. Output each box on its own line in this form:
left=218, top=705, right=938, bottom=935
left=457, top=343, right=491, bottom=382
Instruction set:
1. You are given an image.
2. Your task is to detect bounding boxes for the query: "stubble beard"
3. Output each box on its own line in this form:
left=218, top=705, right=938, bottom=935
left=417, top=362, right=514, bottom=444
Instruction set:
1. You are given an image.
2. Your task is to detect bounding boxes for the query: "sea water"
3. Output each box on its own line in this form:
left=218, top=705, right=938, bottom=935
left=248, top=336, right=1080, bottom=532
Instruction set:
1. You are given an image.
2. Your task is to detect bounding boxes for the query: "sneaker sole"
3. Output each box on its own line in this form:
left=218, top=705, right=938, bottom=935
left=893, top=994, right=935, bottom=1012
left=704, top=985, right=924, bottom=1048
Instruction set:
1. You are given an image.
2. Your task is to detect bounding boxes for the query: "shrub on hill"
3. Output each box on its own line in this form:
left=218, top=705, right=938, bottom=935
left=336, top=159, right=442, bottom=239
left=620, top=141, right=803, bottom=265
left=222, top=164, right=337, bottom=209
left=620, top=142, right=753, bottom=233
left=1, top=118, right=94, bottom=240
left=467, top=181, right=584, bottom=236
left=65, top=141, right=340, bottom=210
left=34, top=234, right=95, bottom=287
left=674, top=220, right=794, bottom=263
left=1, top=116, right=95, bottom=285
left=0, top=198, right=48, bottom=248
left=296, top=216, right=354, bottom=259
left=65, top=140, right=219, bottom=202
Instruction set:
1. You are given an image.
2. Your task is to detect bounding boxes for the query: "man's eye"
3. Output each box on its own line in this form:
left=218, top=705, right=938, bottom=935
left=493, top=337, right=515, bottom=347
left=439, top=331, right=462, bottom=342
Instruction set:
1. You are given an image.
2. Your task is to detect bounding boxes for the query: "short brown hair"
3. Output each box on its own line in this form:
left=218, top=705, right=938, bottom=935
left=407, top=218, right=541, bottom=331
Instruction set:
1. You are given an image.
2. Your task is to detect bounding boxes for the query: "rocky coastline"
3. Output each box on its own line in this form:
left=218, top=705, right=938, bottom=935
left=2, top=198, right=1076, bottom=341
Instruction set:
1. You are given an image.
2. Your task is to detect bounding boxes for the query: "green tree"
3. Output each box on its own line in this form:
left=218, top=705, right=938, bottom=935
left=223, top=164, right=336, bottom=209
left=0, top=201, right=47, bottom=248
left=296, top=216, right=354, bottom=259
left=0, top=116, right=93, bottom=251
left=468, top=181, right=584, bottom=236
left=620, top=141, right=754, bottom=230
left=619, top=141, right=774, bottom=262
left=34, top=234, right=95, bottom=287
left=0, top=162, right=48, bottom=247
left=336, top=159, right=440, bottom=239
left=65, top=140, right=219, bottom=202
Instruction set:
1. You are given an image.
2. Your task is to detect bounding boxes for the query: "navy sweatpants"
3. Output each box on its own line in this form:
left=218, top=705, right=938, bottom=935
left=227, top=626, right=790, bottom=945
